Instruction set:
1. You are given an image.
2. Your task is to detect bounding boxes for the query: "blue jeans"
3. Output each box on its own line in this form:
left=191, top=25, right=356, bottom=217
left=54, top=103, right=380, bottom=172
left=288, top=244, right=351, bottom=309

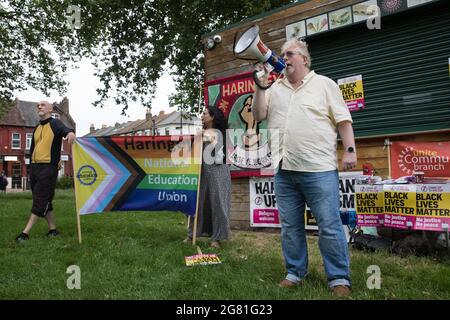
left=275, top=169, right=351, bottom=288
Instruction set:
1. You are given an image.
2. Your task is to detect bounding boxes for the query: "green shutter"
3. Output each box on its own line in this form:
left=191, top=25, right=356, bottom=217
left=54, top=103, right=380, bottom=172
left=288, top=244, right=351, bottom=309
left=307, top=1, right=450, bottom=138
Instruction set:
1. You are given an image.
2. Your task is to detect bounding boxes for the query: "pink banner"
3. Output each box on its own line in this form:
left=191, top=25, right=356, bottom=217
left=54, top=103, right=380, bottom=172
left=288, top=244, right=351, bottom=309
left=252, top=209, right=280, bottom=225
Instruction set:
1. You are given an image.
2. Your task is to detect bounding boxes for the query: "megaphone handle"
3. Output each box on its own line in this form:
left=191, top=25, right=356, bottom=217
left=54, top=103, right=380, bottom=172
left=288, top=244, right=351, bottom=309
left=253, top=70, right=273, bottom=90
left=263, top=62, right=274, bottom=73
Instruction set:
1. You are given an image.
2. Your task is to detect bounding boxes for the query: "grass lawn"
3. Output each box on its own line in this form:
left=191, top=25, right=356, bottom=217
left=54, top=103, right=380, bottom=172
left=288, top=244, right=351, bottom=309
left=1, top=190, right=450, bottom=300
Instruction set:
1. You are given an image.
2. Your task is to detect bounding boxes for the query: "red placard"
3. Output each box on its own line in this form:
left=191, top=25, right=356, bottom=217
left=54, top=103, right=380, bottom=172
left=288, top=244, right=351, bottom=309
left=390, top=141, right=450, bottom=178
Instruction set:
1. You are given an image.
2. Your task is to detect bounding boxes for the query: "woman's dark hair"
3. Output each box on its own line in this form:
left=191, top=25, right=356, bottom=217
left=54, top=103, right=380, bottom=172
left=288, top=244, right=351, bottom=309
left=206, top=106, right=228, bottom=163
left=207, top=105, right=228, bottom=135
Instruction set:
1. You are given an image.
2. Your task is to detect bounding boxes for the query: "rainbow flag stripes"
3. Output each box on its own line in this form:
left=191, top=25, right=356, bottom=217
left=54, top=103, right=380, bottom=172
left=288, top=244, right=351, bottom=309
left=73, top=135, right=201, bottom=216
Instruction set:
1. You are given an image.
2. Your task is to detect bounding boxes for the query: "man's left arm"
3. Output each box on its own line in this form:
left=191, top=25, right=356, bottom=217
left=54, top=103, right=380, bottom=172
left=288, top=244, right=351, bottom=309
left=326, top=79, right=357, bottom=171
left=53, top=119, right=76, bottom=144
left=66, top=132, right=76, bottom=144
left=337, top=120, right=357, bottom=171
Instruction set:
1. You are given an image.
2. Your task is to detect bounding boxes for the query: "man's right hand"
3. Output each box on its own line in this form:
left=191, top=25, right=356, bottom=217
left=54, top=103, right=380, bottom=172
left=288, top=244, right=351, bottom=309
left=254, top=63, right=270, bottom=89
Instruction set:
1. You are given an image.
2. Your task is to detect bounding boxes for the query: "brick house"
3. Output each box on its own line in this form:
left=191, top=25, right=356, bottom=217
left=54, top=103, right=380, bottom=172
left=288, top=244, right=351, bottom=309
left=87, top=109, right=201, bottom=137
left=0, top=98, right=76, bottom=189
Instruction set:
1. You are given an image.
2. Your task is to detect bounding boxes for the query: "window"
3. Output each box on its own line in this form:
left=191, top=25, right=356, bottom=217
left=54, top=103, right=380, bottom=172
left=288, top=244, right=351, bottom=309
left=12, top=163, right=21, bottom=176
left=58, top=162, right=64, bottom=177
left=11, top=133, right=21, bottom=149
left=12, top=163, right=22, bottom=189
left=165, top=128, right=170, bottom=136
left=26, top=133, right=33, bottom=150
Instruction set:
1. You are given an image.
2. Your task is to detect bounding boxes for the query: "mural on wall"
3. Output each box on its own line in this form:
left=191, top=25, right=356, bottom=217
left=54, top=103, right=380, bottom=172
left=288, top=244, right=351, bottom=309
left=306, top=13, right=329, bottom=35
left=353, top=0, right=378, bottom=22
left=378, top=0, right=408, bottom=15
left=286, top=0, right=437, bottom=39
left=285, top=20, right=306, bottom=39
left=329, top=7, right=353, bottom=29
left=204, top=72, right=275, bottom=178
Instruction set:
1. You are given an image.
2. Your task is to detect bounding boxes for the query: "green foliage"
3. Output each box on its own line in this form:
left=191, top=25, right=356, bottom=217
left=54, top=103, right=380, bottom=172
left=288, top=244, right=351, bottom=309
left=0, top=0, right=293, bottom=115
left=0, top=1, right=80, bottom=108
left=0, top=97, right=14, bottom=120
left=56, top=176, right=74, bottom=189
left=1, top=191, right=450, bottom=299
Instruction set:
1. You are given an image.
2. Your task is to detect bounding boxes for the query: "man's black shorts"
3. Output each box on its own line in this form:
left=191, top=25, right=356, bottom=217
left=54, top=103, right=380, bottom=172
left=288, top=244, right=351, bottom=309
left=30, top=164, right=58, bottom=217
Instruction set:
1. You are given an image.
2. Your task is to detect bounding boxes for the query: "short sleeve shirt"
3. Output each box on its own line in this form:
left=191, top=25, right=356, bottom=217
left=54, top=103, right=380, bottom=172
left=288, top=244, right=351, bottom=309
left=265, top=71, right=352, bottom=172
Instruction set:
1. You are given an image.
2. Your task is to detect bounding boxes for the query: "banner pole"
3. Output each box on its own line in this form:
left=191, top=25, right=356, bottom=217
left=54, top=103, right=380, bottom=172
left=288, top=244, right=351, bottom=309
left=77, top=210, right=82, bottom=244
left=192, top=134, right=203, bottom=246
left=71, top=140, right=82, bottom=244
left=386, top=138, right=391, bottom=179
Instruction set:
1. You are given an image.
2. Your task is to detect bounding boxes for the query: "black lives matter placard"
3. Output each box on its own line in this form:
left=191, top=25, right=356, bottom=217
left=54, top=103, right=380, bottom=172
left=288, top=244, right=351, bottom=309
left=383, top=184, right=416, bottom=229
left=355, top=184, right=384, bottom=227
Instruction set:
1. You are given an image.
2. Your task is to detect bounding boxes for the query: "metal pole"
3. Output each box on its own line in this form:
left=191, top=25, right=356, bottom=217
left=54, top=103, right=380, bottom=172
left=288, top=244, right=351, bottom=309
left=181, top=95, right=183, bottom=135
left=445, top=226, right=449, bottom=253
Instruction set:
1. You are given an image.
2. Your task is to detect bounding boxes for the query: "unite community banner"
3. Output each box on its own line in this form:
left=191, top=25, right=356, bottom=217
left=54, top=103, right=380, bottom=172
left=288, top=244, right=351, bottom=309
left=72, top=135, right=201, bottom=217
left=390, top=141, right=450, bottom=178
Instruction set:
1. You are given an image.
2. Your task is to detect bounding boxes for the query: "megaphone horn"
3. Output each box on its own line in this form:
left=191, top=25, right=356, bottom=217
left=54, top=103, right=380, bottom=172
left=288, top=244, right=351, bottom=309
left=234, top=25, right=286, bottom=74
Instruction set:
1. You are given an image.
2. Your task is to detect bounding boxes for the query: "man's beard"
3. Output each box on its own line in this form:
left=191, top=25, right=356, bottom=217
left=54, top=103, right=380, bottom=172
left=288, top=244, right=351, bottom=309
left=285, top=65, right=294, bottom=74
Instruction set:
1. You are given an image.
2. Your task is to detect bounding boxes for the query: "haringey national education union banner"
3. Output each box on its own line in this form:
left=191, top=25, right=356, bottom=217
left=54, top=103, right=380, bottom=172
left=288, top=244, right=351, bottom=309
left=72, top=135, right=201, bottom=216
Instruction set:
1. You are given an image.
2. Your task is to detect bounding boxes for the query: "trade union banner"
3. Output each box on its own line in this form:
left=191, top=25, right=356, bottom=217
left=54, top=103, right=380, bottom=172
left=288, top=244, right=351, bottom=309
left=72, top=135, right=201, bottom=217
left=249, top=172, right=361, bottom=237
left=390, top=141, right=450, bottom=178
left=204, top=72, right=276, bottom=178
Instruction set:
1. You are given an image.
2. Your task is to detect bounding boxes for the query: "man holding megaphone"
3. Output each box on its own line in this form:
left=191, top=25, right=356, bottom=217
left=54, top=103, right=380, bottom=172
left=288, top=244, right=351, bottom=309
left=251, top=38, right=357, bottom=297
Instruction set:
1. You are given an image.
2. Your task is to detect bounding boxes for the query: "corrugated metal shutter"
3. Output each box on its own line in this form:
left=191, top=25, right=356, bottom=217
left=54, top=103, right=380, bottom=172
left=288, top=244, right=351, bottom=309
left=306, top=1, right=450, bottom=138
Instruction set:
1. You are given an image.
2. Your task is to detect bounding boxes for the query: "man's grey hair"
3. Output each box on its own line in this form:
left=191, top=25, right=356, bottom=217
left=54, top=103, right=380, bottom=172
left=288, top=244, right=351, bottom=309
left=281, top=39, right=311, bottom=69
left=37, top=101, right=54, bottom=110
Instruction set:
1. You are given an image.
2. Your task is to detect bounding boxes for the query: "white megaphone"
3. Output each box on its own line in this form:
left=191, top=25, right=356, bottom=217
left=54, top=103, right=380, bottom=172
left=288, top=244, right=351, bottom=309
left=234, top=25, right=286, bottom=74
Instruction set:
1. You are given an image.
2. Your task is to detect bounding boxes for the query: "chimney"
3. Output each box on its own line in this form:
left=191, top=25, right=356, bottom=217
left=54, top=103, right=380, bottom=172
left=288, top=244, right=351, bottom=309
left=159, top=111, right=165, bottom=117
left=89, top=124, right=95, bottom=134
left=101, top=124, right=107, bottom=129
left=146, top=108, right=152, bottom=121
left=60, top=97, right=69, bottom=115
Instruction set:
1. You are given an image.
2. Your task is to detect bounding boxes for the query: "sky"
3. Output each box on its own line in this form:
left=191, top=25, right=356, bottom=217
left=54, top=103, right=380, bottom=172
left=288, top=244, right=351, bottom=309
left=15, top=58, right=176, bottom=136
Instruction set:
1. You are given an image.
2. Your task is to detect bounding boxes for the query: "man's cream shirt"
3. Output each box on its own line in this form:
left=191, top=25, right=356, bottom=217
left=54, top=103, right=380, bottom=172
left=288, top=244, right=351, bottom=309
left=265, top=70, right=352, bottom=172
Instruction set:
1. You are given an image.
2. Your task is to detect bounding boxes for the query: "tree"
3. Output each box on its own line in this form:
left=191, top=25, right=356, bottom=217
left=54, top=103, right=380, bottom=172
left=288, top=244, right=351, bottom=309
left=0, top=0, right=293, bottom=115
left=0, top=0, right=80, bottom=113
